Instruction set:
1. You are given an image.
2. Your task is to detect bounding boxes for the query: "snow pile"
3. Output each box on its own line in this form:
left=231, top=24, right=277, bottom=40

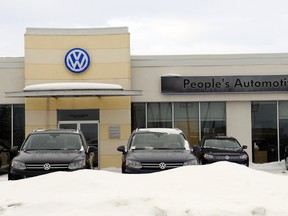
left=0, top=162, right=288, bottom=216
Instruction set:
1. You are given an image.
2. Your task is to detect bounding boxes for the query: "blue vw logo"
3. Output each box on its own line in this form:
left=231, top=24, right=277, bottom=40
left=64, top=48, right=90, bottom=73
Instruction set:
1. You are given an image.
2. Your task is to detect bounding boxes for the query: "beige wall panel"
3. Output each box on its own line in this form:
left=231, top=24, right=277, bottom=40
left=101, top=110, right=131, bottom=125
left=92, top=63, right=131, bottom=79
left=26, top=110, right=57, bottom=126
left=99, top=97, right=130, bottom=110
left=0, top=68, right=25, bottom=104
left=100, top=155, right=122, bottom=168
left=100, top=124, right=131, bottom=140
left=25, top=98, right=57, bottom=110
left=226, top=102, right=252, bottom=161
left=25, top=48, right=130, bottom=64
left=25, top=63, right=131, bottom=80
left=99, top=140, right=127, bottom=155
left=25, top=35, right=130, bottom=49
left=92, top=49, right=130, bottom=64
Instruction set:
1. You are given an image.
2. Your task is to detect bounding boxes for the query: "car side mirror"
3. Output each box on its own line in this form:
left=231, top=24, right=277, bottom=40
left=11, top=146, right=19, bottom=153
left=117, top=145, right=126, bottom=153
left=192, top=145, right=201, bottom=153
left=242, top=145, right=247, bottom=149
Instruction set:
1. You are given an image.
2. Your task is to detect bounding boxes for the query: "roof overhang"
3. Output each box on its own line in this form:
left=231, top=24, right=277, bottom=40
left=5, top=83, right=142, bottom=98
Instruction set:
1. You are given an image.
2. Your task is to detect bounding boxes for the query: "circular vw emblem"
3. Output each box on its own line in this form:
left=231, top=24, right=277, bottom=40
left=159, top=162, right=166, bottom=170
left=43, top=163, right=51, bottom=171
left=225, top=155, right=230, bottom=160
left=64, top=48, right=90, bottom=73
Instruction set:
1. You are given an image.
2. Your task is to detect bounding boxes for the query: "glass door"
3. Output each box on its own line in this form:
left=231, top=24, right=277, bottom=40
left=58, top=121, right=99, bottom=167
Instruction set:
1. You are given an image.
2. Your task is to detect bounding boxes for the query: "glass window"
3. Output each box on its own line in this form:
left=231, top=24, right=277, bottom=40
left=147, top=103, right=172, bottom=128
left=279, top=101, right=288, bottom=160
left=13, top=105, right=25, bottom=147
left=0, top=104, right=24, bottom=148
left=200, top=102, right=226, bottom=138
left=252, top=102, right=278, bottom=163
left=0, top=105, right=11, bottom=148
left=174, top=102, right=199, bottom=146
left=131, top=103, right=146, bottom=130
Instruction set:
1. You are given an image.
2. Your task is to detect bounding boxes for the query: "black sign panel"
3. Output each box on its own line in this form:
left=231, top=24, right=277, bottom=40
left=161, top=75, right=288, bottom=94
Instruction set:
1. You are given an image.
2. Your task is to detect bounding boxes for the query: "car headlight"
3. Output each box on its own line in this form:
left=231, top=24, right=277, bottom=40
left=240, top=154, right=248, bottom=160
left=203, top=153, right=214, bottom=159
left=183, top=159, right=198, bottom=166
left=126, top=160, right=142, bottom=169
left=68, top=159, right=86, bottom=170
left=11, top=160, right=26, bottom=170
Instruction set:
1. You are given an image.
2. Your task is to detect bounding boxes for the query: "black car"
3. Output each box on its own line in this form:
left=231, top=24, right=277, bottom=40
left=8, top=129, right=97, bottom=180
left=117, top=128, right=199, bottom=173
left=197, top=136, right=249, bottom=166
left=0, top=140, right=11, bottom=173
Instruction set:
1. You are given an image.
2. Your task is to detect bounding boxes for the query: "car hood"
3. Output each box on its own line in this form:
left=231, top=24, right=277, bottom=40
left=127, top=149, right=195, bottom=162
left=14, top=150, right=85, bottom=163
left=202, top=147, right=246, bottom=154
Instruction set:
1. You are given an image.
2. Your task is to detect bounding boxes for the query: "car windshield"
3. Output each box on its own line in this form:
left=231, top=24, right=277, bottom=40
left=204, top=138, right=241, bottom=149
left=22, top=133, right=83, bottom=151
left=130, top=132, right=187, bottom=150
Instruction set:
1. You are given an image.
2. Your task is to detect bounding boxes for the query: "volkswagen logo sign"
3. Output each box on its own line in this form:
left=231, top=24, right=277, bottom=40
left=43, top=163, right=51, bottom=171
left=225, top=155, right=230, bottom=160
left=159, top=162, right=166, bottom=170
left=64, top=48, right=90, bottom=74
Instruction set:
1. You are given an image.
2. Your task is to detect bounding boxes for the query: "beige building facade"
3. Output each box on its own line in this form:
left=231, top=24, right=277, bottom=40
left=8, top=27, right=137, bottom=168
left=1, top=27, right=288, bottom=167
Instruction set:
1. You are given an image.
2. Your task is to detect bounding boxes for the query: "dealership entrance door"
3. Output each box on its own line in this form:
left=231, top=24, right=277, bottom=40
left=58, top=120, right=99, bottom=167
left=57, top=109, right=100, bottom=167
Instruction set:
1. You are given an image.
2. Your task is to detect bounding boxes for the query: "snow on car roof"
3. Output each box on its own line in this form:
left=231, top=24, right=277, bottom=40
left=137, top=128, right=182, bottom=134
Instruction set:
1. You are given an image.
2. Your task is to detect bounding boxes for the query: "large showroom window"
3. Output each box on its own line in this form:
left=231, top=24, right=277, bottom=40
left=174, top=102, right=199, bottom=146
left=0, top=104, right=25, bottom=148
left=252, top=102, right=278, bottom=163
left=131, top=103, right=146, bottom=130
left=279, top=102, right=288, bottom=160
left=200, top=102, right=226, bottom=138
left=147, top=103, right=172, bottom=128
left=131, top=102, right=226, bottom=144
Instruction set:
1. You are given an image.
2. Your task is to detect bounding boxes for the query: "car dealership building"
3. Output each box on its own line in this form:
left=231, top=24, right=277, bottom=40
left=1, top=27, right=288, bottom=168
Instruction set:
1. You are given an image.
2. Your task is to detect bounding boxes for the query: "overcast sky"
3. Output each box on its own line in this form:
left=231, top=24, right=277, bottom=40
left=1, top=0, right=288, bottom=57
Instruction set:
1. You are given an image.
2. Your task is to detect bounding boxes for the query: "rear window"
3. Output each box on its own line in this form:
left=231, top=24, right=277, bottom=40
left=22, top=133, right=83, bottom=150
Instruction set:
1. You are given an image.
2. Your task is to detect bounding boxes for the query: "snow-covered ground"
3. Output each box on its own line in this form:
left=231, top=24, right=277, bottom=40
left=0, top=161, right=287, bottom=216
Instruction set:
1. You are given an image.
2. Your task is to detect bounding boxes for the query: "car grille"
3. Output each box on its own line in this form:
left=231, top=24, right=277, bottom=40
left=141, top=162, right=184, bottom=169
left=25, top=163, right=69, bottom=170
left=214, top=155, right=242, bottom=160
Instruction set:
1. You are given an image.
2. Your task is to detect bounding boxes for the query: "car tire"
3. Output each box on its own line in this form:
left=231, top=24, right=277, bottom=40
left=286, top=157, right=288, bottom=170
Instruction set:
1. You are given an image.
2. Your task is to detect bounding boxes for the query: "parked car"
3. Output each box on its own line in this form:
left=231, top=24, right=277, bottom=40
left=0, top=140, right=11, bottom=173
left=117, top=128, right=200, bottom=173
left=197, top=136, right=249, bottom=166
left=8, top=129, right=97, bottom=180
